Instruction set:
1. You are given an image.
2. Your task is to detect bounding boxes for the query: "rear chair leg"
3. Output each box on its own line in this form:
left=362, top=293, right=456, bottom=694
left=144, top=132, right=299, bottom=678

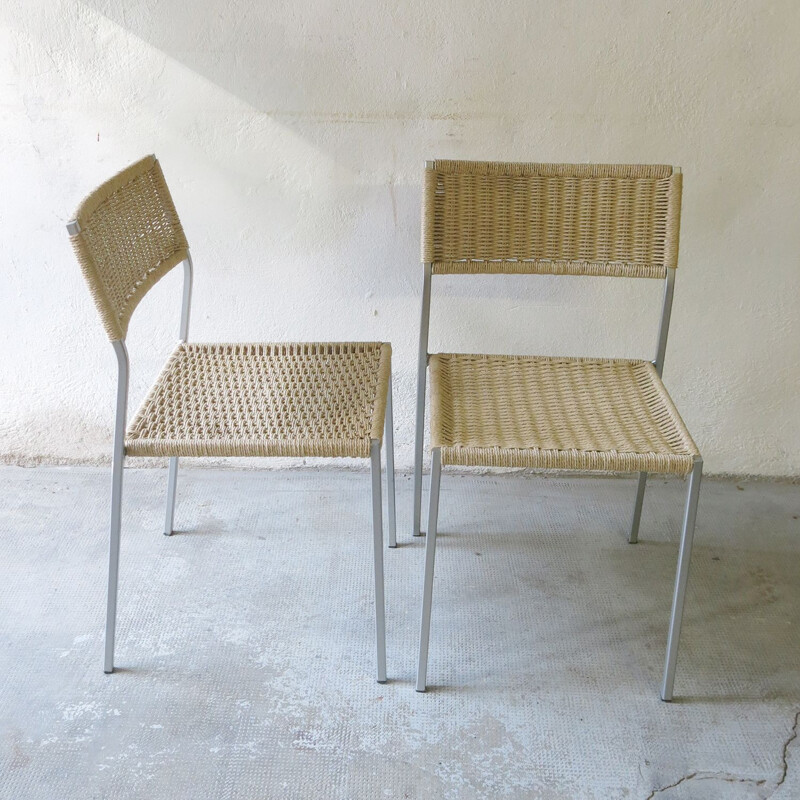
left=384, top=376, right=397, bottom=548
left=164, top=457, right=179, bottom=536
left=661, top=457, right=703, bottom=701
left=412, top=264, right=432, bottom=538
left=105, top=340, right=129, bottom=674
left=628, top=471, right=648, bottom=543
left=412, top=371, right=426, bottom=538
left=371, top=440, right=387, bottom=683
left=416, top=448, right=442, bottom=692
left=104, top=452, right=125, bottom=674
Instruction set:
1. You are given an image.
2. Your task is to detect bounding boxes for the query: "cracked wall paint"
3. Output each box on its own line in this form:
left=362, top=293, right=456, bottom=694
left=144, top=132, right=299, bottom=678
left=1, top=1, right=799, bottom=475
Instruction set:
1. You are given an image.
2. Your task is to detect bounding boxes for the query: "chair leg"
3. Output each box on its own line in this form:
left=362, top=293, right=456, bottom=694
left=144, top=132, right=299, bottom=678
left=412, top=265, right=432, bottom=539
left=370, top=440, right=387, bottom=683
left=628, top=471, right=648, bottom=543
left=661, top=457, right=703, bottom=701
left=105, top=340, right=129, bottom=674
left=416, top=448, right=442, bottom=692
left=164, top=457, right=179, bottom=536
left=384, top=376, right=397, bottom=549
left=104, top=449, right=125, bottom=674
left=412, top=356, right=427, bottom=538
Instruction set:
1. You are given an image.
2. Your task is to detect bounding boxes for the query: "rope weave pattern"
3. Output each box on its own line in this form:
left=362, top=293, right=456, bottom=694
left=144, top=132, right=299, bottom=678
left=422, top=161, right=681, bottom=279
left=126, top=342, right=391, bottom=458
left=429, top=353, right=699, bottom=475
left=69, top=155, right=189, bottom=341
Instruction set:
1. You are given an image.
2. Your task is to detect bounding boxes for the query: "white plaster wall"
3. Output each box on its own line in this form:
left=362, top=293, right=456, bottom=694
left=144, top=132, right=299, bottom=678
left=1, top=0, right=799, bottom=475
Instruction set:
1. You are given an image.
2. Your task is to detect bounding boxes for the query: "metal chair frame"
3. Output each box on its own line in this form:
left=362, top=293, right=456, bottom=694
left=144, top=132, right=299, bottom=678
left=67, top=216, right=395, bottom=685
left=412, top=162, right=702, bottom=701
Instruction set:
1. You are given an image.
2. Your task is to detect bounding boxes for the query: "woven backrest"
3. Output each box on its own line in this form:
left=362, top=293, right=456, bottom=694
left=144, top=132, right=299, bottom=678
left=68, top=155, right=190, bottom=341
left=422, top=161, right=682, bottom=279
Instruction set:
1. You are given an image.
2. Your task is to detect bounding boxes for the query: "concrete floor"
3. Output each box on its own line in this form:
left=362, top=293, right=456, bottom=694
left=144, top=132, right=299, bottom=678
left=0, top=466, right=798, bottom=799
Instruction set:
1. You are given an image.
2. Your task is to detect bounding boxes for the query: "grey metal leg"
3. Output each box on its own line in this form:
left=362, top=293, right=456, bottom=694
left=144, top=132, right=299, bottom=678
left=105, top=449, right=125, bottom=674
left=384, top=376, right=397, bottom=549
left=628, top=471, right=648, bottom=543
left=412, top=264, right=432, bottom=538
left=164, top=457, right=179, bottom=536
left=416, top=448, right=442, bottom=692
left=661, top=457, right=703, bottom=701
left=105, top=340, right=129, bottom=674
left=371, top=440, right=387, bottom=683
left=412, top=374, right=427, bottom=538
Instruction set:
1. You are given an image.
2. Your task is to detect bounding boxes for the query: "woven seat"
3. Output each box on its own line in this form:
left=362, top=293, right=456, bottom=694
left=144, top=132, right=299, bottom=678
left=429, top=353, right=698, bottom=475
left=127, top=342, right=391, bottom=459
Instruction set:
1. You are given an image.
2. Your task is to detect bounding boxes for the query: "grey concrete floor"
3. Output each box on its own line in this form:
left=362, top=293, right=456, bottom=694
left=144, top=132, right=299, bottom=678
left=0, top=465, right=798, bottom=799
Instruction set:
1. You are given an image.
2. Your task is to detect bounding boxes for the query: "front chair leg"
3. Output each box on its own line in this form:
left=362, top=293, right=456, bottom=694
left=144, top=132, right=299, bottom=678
left=416, top=448, right=442, bottom=692
left=164, top=456, right=179, bottom=536
left=661, top=457, right=703, bottom=701
left=370, top=440, right=387, bottom=683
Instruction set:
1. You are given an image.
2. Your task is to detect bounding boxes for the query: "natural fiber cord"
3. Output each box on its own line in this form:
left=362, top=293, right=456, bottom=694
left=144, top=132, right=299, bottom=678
left=126, top=342, right=391, bottom=458
left=429, top=353, right=699, bottom=475
left=68, top=155, right=189, bottom=341
left=422, top=160, right=682, bottom=278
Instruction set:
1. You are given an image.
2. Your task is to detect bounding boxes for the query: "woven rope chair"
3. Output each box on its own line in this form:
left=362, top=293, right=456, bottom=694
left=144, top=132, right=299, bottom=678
left=413, top=160, right=701, bottom=701
left=67, top=155, right=396, bottom=682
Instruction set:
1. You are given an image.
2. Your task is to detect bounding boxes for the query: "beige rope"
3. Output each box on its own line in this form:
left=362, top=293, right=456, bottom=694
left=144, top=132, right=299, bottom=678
left=422, top=160, right=682, bottom=279
left=429, top=353, right=699, bottom=475
left=126, top=342, right=391, bottom=459
left=68, top=155, right=189, bottom=341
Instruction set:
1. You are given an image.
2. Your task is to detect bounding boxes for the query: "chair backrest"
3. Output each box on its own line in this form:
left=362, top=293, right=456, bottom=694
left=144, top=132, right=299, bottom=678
left=422, top=161, right=682, bottom=279
left=67, top=155, right=190, bottom=341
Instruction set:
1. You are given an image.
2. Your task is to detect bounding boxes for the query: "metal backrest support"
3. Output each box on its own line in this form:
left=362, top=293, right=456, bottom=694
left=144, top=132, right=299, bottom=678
left=422, top=160, right=682, bottom=280
left=67, top=155, right=190, bottom=342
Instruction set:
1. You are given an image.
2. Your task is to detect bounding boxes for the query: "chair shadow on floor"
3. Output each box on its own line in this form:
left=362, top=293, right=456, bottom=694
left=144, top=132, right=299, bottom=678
left=414, top=517, right=800, bottom=702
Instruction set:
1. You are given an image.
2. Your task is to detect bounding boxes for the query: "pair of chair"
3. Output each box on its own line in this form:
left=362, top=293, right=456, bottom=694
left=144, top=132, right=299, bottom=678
left=68, top=157, right=701, bottom=701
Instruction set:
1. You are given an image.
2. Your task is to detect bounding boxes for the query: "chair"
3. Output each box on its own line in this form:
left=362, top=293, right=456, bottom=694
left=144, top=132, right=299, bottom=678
left=412, top=160, right=701, bottom=700
left=67, top=155, right=395, bottom=682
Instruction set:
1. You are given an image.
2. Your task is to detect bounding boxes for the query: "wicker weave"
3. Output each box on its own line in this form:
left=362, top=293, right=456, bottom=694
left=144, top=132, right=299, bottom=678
left=429, top=353, right=699, bottom=475
left=422, top=160, right=682, bottom=279
left=125, top=342, right=391, bottom=458
left=68, top=155, right=189, bottom=341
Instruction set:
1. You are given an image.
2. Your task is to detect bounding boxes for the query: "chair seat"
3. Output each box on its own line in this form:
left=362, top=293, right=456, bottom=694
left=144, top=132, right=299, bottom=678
left=429, top=353, right=699, bottom=475
left=126, top=342, right=391, bottom=459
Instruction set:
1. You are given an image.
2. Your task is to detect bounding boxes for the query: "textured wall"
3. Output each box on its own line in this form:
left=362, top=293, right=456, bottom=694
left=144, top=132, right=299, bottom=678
left=1, top=0, right=799, bottom=475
